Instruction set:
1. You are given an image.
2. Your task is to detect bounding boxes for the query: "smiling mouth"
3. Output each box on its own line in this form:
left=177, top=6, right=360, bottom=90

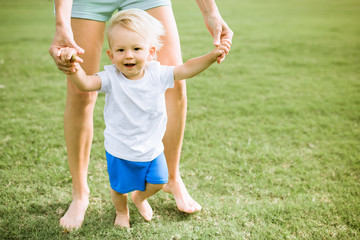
left=124, top=63, right=136, bottom=67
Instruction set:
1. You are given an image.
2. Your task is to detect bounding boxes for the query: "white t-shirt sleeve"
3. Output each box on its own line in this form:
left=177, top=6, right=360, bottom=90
left=159, top=64, right=175, bottom=91
left=96, top=71, right=109, bottom=93
left=96, top=65, right=117, bottom=93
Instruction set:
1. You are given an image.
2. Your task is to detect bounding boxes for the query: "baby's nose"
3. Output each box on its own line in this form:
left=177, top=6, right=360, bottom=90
left=125, top=50, right=133, bottom=58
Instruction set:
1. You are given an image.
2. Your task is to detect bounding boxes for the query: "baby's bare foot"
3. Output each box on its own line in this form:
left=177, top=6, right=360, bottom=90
left=163, top=177, right=201, bottom=213
left=114, top=210, right=130, bottom=228
left=131, top=192, right=153, bottom=221
left=60, top=198, right=89, bottom=231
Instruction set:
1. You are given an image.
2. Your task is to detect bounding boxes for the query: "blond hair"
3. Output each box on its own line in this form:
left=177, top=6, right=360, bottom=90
left=107, top=9, right=165, bottom=52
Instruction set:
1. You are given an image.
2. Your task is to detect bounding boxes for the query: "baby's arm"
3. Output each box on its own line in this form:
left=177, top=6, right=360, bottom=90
left=60, top=48, right=102, bottom=92
left=174, top=40, right=230, bottom=81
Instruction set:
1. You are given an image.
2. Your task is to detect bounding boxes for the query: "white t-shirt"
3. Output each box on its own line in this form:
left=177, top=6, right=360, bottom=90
left=96, top=61, right=175, bottom=162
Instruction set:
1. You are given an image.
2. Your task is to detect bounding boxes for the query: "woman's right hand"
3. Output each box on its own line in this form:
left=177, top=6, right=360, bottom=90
left=202, top=13, right=233, bottom=63
left=59, top=47, right=83, bottom=74
left=49, top=26, right=84, bottom=74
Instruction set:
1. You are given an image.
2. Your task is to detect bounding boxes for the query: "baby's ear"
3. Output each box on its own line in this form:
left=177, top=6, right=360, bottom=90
left=147, top=46, right=156, bottom=61
left=106, top=49, right=113, bottom=61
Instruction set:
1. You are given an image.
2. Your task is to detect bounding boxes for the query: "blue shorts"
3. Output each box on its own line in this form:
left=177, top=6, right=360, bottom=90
left=72, top=0, right=172, bottom=22
left=106, top=151, right=168, bottom=194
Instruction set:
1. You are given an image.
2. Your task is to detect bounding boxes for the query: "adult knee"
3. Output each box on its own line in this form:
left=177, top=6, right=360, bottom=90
left=166, top=80, right=187, bottom=105
left=67, top=80, right=98, bottom=106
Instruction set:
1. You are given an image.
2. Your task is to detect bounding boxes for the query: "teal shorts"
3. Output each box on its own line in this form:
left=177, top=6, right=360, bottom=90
left=72, top=0, right=172, bottom=22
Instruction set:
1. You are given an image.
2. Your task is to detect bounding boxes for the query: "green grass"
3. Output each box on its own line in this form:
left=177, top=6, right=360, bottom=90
left=0, top=0, right=359, bottom=239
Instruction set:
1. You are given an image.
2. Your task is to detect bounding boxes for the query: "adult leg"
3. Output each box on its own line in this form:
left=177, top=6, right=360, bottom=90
left=60, top=18, right=105, bottom=230
left=131, top=183, right=165, bottom=221
left=146, top=6, right=201, bottom=213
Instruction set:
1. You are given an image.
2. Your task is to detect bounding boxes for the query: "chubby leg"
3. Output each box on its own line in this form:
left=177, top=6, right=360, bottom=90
left=60, top=19, right=105, bottom=230
left=146, top=6, right=201, bottom=213
left=110, top=189, right=130, bottom=228
left=131, top=183, right=165, bottom=221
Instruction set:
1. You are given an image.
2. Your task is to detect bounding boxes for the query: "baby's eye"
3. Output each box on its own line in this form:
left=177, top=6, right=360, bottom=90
left=134, top=47, right=141, bottom=51
left=117, top=49, right=124, bottom=52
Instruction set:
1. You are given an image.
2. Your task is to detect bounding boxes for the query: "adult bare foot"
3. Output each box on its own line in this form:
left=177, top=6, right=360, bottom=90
left=131, top=192, right=153, bottom=221
left=114, top=210, right=130, bottom=228
left=60, top=198, right=89, bottom=231
left=163, top=177, right=202, bottom=213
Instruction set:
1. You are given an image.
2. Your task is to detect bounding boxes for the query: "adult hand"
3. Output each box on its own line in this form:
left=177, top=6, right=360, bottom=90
left=203, top=14, right=233, bottom=63
left=49, top=26, right=84, bottom=74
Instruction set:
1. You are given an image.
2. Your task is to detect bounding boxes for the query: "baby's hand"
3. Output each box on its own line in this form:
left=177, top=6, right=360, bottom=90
left=59, top=47, right=83, bottom=74
left=213, top=39, right=231, bottom=64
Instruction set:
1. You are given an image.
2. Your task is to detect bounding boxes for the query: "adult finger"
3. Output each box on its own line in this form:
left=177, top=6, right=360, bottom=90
left=220, top=41, right=231, bottom=53
left=68, top=39, right=85, bottom=55
left=221, top=29, right=234, bottom=44
left=73, top=55, right=83, bottom=63
left=221, top=39, right=233, bottom=46
left=213, top=25, right=222, bottom=47
left=58, top=64, right=76, bottom=74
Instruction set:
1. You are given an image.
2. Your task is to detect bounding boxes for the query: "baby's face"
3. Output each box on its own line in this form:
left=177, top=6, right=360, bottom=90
left=107, top=26, right=155, bottom=80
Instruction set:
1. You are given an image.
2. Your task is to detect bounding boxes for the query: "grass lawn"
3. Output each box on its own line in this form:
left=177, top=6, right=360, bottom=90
left=0, top=0, right=359, bottom=239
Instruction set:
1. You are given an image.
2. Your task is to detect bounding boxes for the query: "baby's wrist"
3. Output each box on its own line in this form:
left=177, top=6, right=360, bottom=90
left=211, top=49, right=221, bottom=60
